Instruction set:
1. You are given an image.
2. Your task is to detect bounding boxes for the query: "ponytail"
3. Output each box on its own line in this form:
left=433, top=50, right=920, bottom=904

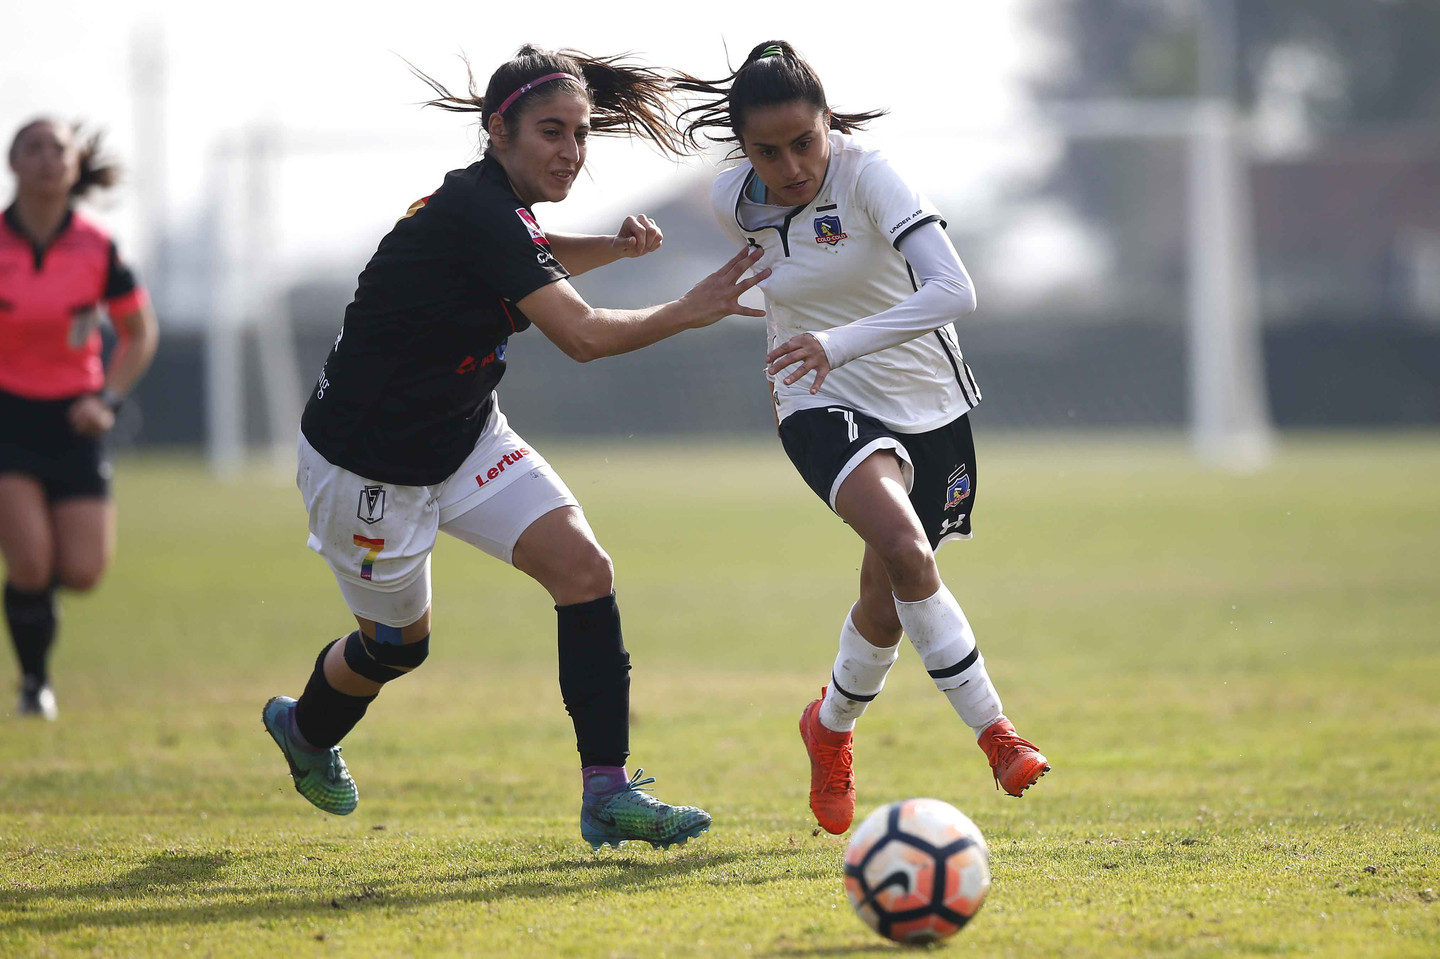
left=6, top=118, right=121, bottom=200
left=72, top=127, right=121, bottom=198
left=410, top=45, right=687, bottom=157
left=673, top=40, right=887, bottom=153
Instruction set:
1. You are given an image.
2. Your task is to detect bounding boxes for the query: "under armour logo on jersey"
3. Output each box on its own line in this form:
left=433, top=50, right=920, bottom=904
left=357, top=485, right=386, bottom=525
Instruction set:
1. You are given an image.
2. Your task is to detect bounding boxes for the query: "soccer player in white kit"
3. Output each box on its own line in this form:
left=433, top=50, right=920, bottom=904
left=677, top=41, right=1049, bottom=834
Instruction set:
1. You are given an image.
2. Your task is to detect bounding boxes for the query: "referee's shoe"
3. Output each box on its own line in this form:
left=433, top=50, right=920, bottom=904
left=17, top=677, right=58, bottom=720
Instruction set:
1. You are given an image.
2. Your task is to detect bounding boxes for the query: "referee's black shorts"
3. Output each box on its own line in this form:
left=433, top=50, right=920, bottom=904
left=0, top=388, right=112, bottom=501
left=779, top=405, right=976, bottom=551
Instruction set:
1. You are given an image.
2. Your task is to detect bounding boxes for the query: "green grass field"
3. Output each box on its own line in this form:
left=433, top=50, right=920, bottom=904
left=1, top=435, right=1437, bottom=957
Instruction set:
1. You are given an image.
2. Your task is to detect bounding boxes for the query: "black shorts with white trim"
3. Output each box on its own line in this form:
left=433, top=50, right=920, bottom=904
left=778, top=406, right=977, bottom=551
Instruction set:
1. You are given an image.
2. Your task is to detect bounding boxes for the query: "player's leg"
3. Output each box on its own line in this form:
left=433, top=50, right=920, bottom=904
left=265, top=434, right=439, bottom=814
left=821, top=545, right=904, bottom=732
left=438, top=452, right=709, bottom=849
left=50, top=497, right=114, bottom=592
left=836, top=448, right=1046, bottom=796
left=264, top=589, right=431, bottom=817
left=799, top=545, right=905, bottom=834
left=0, top=474, right=58, bottom=718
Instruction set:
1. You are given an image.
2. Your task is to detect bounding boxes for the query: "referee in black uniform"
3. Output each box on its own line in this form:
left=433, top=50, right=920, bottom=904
left=263, top=45, right=767, bottom=850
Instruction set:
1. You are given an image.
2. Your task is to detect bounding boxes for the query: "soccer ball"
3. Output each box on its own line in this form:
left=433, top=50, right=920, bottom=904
left=842, top=798, right=991, bottom=944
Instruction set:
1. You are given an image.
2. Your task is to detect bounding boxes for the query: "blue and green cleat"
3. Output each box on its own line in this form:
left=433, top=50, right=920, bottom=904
left=580, top=768, right=711, bottom=850
left=262, top=696, right=358, bottom=816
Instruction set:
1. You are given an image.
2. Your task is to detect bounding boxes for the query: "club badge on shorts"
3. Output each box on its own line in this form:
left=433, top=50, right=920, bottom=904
left=357, top=485, right=386, bottom=525
left=945, top=465, right=972, bottom=510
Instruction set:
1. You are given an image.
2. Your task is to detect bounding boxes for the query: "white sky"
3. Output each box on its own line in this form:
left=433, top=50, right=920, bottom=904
left=3, top=0, right=1075, bottom=318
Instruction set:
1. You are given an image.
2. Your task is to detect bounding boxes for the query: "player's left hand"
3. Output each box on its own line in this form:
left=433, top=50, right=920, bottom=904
left=766, top=333, right=831, bottom=394
left=68, top=394, right=115, bottom=437
left=610, top=214, right=662, bottom=258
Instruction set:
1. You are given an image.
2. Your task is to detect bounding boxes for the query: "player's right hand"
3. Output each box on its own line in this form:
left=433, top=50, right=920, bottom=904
left=681, top=247, right=769, bottom=327
left=68, top=394, right=115, bottom=437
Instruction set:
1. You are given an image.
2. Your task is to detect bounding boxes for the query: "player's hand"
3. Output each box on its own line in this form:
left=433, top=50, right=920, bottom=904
left=68, top=394, right=115, bottom=437
left=680, top=247, right=770, bottom=327
left=609, top=214, right=663, bottom=258
left=766, top=333, right=831, bottom=394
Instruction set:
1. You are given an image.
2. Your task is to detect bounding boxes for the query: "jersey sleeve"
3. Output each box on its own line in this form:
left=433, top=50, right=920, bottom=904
left=854, top=150, right=946, bottom=248
left=451, top=187, right=570, bottom=303
left=807, top=220, right=976, bottom=369
left=103, top=241, right=148, bottom=316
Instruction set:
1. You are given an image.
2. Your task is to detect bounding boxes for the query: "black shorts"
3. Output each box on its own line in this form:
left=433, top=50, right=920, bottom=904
left=779, top=406, right=977, bottom=551
left=0, top=389, right=112, bottom=501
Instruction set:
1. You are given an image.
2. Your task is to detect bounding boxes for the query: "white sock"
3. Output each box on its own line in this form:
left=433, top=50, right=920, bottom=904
left=818, top=610, right=900, bottom=733
left=893, top=585, right=1003, bottom=736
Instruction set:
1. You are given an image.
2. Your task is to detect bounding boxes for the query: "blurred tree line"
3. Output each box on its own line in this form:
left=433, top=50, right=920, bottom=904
left=1030, top=0, right=1440, bottom=122
left=1024, top=0, right=1440, bottom=317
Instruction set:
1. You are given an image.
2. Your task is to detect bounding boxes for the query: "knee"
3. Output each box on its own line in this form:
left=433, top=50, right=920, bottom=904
left=56, top=561, right=106, bottom=593
left=564, top=545, right=614, bottom=603
left=874, top=533, right=935, bottom=591
left=341, top=628, right=430, bottom=685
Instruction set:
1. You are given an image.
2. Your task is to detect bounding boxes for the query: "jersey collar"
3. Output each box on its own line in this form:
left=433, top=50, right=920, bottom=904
left=2, top=203, right=76, bottom=271
left=733, top=157, right=836, bottom=258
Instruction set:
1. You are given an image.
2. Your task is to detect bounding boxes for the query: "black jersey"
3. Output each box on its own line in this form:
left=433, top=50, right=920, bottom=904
left=300, top=156, right=569, bottom=486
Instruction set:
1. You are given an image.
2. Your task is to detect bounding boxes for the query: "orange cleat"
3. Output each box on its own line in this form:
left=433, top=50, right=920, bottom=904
left=978, top=718, right=1050, bottom=797
left=799, top=689, right=856, bottom=834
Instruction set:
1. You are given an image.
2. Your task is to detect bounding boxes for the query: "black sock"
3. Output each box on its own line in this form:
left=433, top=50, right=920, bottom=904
left=556, top=592, right=631, bottom=768
left=293, top=636, right=377, bottom=749
left=5, top=582, right=57, bottom=685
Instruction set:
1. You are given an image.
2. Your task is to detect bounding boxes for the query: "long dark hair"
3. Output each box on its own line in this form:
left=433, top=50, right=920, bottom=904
left=7, top=118, right=121, bottom=199
left=673, top=40, right=887, bottom=153
left=409, top=45, right=687, bottom=158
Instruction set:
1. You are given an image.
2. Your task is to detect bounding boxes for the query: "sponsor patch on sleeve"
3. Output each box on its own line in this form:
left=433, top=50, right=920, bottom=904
left=515, top=208, right=550, bottom=246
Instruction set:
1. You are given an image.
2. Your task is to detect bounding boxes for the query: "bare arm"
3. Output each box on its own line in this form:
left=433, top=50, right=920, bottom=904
left=67, top=302, right=160, bottom=437
left=105, top=302, right=160, bottom=396
left=519, top=247, right=767, bottom=363
left=546, top=215, right=663, bottom=276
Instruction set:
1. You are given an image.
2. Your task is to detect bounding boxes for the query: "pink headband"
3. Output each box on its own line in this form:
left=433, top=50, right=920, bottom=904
left=496, top=72, right=580, bottom=116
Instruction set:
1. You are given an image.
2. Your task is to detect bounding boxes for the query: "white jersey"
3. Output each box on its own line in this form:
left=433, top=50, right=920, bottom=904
left=710, top=131, right=980, bottom=433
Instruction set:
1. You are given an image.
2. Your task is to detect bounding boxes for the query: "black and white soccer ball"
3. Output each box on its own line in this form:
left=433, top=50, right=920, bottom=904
left=843, top=798, right=991, bottom=944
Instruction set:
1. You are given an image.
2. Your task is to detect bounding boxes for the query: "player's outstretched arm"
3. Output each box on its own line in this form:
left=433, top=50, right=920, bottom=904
left=546, top=215, right=664, bottom=276
left=520, top=247, right=768, bottom=363
left=765, top=222, right=976, bottom=393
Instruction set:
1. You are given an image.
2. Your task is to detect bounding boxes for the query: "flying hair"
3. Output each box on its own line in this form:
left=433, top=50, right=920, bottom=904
left=673, top=40, right=887, bottom=153
left=8, top=118, right=121, bottom=199
left=407, top=45, right=688, bottom=157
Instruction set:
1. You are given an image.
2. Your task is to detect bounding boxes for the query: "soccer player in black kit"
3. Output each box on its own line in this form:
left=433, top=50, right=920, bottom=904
left=262, top=45, right=767, bottom=850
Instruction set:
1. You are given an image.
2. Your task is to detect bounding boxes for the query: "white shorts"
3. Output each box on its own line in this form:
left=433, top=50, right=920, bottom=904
left=296, top=403, right=579, bottom=627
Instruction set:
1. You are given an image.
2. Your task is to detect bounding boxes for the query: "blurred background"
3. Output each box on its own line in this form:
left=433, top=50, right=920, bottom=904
left=4, top=0, right=1438, bottom=467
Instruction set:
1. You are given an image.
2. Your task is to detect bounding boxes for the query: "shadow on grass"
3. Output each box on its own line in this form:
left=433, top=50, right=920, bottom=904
left=0, top=844, right=825, bottom=936
left=762, top=947, right=903, bottom=957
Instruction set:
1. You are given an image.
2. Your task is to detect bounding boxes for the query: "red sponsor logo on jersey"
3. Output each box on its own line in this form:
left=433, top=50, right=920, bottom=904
left=515, top=208, right=549, bottom=245
left=456, top=342, right=506, bottom=375
left=474, top=447, right=532, bottom=488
